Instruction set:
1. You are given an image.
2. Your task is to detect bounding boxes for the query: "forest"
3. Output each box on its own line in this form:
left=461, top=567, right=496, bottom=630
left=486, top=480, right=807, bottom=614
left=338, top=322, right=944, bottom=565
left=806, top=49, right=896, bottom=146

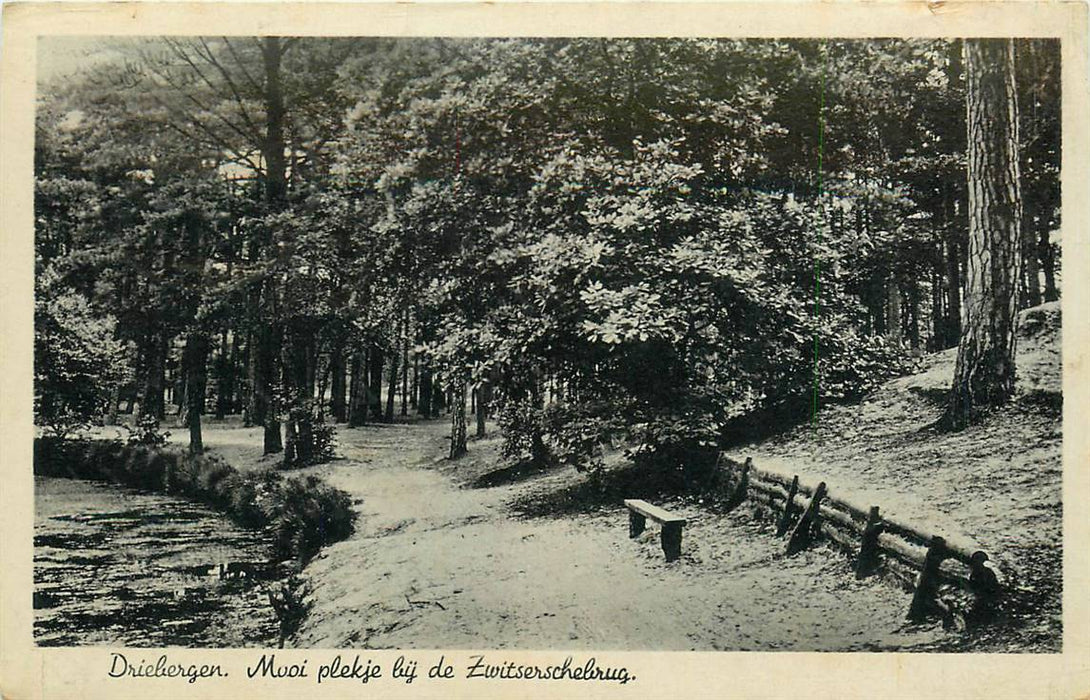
left=35, top=36, right=1060, bottom=476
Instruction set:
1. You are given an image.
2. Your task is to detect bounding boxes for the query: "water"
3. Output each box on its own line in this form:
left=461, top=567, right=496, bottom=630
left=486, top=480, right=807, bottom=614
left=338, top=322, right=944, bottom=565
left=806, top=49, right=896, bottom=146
left=34, top=476, right=280, bottom=647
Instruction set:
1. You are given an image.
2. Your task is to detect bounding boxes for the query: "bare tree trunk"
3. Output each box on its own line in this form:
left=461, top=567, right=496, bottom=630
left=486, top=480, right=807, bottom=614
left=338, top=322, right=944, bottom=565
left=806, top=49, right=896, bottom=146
left=945, top=38, right=1022, bottom=430
left=475, top=382, right=488, bottom=438
left=215, top=328, right=229, bottom=420
left=931, top=248, right=946, bottom=350
left=945, top=234, right=962, bottom=348
left=449, top=379, right=467, bottom=459
left=1040, top=221, right=1059, bottom=302
left=330, top=339, right=347, bottom=423
left=368, top=346, right=385, bottom=421
left=182, top=330, right=209, bottom=454
left=384, top=334, right=399, bottom=423
left=418, top=361, right=433, bottom=418
left=907, top=274, right=921, bottom=352
left=400, top=315, right=410, bottom=417
left=1022, top=214, right=1042, bottom=308
left=886, top=273, right=903, bottom=346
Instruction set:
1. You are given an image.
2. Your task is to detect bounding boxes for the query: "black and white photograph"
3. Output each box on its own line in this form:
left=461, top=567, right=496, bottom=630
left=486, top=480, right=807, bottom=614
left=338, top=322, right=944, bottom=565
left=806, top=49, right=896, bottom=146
left=3, top=2, right=1089, bottom=696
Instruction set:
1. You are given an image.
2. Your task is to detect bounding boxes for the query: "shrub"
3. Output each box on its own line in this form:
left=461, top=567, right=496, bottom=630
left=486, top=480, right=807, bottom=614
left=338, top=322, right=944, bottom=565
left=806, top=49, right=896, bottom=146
left=33, top=438, right=356, bottom=565
left=34, top=274, right=128, bottom=439
left=123, top=415, right=171, bottom=448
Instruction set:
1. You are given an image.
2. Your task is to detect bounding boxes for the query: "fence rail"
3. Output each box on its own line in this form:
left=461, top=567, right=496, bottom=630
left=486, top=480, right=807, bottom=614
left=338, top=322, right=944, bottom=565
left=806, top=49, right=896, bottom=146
left=716, top=454, right=1003, bottom=625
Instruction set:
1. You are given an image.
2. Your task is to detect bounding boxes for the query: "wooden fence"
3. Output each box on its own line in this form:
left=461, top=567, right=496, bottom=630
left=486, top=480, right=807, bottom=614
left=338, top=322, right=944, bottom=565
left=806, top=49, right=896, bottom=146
left=717, top=454, right=1003, bottom=625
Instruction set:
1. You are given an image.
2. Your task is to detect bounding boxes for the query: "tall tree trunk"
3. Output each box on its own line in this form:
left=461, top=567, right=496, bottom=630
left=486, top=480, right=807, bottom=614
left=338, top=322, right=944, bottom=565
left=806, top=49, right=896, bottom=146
left=931, top=248, right=946, bottom=351
left=431, top=375, right=444, bottom=418
left=347, top=350, right=368, bottom=427
left=410, top=354, right=419, bottom=410
left=1022, top=214, right=1042, bottom=308
left=885, top=273, right=903, bottom=346
left=244, top=329, right=255, bottom=427
left=945, top=234, right=962, bottom=349
left=215, top=328, right=229, bottom=420
left=330, top=338, right=347, bottom=423
left=282, top=322, right=315, bottom=467
left=255, top=36, right=288, bottom=454
left=475, top=382, right=489, bottom=438
left=400, top=314, right=410, bottom=417
left=945, top=38, right=1022, bottom=430
left=385, top=328, right=399, bottom=423
left=105, top=384, right=121, bottom=426
left=907, top=273, right=921, bottom=352
left=528, top=372, right=551, bottom=467
left=183, top=331, right=209, bottom=454
left=418, top=362, right=433, bottom=418
left=1040, top=220, right=1059, bottom=302
left=228, top=329, right=241, bottom=415
left=368, top=346, right=385, bottom=421
left=142, top=330, right=167, bottom=422
left=449, top=379, right=468, bottom=459
left=253, top=285, right=283, bottom=455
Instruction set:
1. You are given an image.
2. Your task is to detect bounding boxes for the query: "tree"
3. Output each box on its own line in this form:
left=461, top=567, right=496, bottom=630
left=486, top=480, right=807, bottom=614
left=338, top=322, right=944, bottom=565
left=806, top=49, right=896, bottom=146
left=944, top=39, right=1023, bottom=430
left=34, top=270, right=127, bottom=438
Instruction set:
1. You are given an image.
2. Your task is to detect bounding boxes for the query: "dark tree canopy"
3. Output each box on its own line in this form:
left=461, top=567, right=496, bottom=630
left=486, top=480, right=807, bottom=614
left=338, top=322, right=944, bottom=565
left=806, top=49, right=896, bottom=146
left=34, top=37, right=1060, bottom=463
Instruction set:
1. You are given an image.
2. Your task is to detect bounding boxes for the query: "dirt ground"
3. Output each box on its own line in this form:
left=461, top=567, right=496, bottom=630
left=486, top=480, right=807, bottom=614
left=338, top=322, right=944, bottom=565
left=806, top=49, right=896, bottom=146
left=261, top=421, right=952, bottom=651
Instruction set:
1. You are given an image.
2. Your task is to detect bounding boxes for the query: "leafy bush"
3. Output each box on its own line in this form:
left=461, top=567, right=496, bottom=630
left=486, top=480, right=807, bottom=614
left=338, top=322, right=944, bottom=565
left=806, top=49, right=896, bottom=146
left=123, top=415, right=171, bottom=447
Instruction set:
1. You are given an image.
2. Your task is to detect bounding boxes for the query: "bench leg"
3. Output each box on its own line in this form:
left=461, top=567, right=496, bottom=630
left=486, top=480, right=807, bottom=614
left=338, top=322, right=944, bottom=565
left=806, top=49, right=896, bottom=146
left=661, top=523, right=683, bottom=562
left=629, top=511, right=646, bottom=538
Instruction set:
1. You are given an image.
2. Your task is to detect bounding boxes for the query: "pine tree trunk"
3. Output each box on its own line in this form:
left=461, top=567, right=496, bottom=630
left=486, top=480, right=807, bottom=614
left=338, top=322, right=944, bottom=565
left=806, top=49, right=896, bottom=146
left=253, top=288, right=283, bottom=454
left=368, top=346, right=385, bottom=421
left=931, top=251, right=945, bottom=351
left=945, top=234, right=962, bottom=348
left=215, top=328, right=229, bottom=420
left=418, top=363, right=433, bottom=417
left=282, top=322, right=318, bottom=468
left=183, top=331, right=209, bottom=454
left=347, top=350, right=367, bottom=427
left=330, top=345, right=347, bottom=423
left=400, top=320, right=409, bottom=417
left=475, top=382, right=488, bottom=438
left=385, top=332, right=399, bottom=423
left=886, top=273, right=902, bottom=346
left=1040, top=221, right=1059, bottom=302
left=1022, top=214, right=1042, bottom=308
left=907, top=274, right=921, bottom=352
left=243, top=330, right=255, bottom=427
left=945, top=38, right=1022, bottom=430
left=431, top=376, right=444, bottom=418
left=449, top=379, right=468, bottom=459
left=140, top=330, right=168, bottom=422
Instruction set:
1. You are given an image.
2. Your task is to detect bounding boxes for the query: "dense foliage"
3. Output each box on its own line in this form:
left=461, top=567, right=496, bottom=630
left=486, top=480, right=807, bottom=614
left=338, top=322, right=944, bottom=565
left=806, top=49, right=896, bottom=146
left=34, top=38, right=1061, bottom=472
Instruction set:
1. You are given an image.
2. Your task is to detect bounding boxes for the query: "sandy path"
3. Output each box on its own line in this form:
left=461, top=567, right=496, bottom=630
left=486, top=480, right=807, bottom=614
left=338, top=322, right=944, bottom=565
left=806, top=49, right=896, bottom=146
left=291, top=421, right=950, bottom=651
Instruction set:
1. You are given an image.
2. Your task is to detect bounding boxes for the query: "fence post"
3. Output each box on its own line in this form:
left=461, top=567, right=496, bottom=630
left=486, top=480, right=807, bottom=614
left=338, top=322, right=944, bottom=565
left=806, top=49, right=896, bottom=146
left=786, top=481, right=826, bottom=556
left=907, top=535, right=947, bottom=621
left=776, top=475, right=800, bottom=537
left=967, top=550, right=1001, bottom=624
left=855, top=506, right=882, bottom=578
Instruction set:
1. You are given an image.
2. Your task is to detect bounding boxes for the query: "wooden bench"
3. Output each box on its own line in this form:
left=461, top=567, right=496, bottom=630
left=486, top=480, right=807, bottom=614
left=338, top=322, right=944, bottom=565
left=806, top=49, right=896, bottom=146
left=624, top=499, right=687, bottom=562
